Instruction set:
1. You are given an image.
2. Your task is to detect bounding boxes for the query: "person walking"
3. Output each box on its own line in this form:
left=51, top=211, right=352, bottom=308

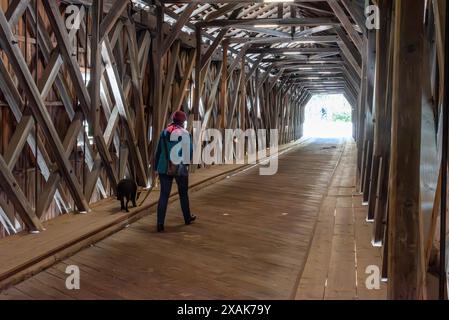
left=154, top=111, right=196, bottom=232
left=321, top=107, right=328, bottom=120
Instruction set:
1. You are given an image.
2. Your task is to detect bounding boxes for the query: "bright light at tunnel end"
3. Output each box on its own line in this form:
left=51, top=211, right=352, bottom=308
left=303, top=94, right=353, bottom=139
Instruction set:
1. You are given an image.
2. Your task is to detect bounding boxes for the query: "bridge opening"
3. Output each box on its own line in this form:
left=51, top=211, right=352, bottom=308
left=303, top=94, right=352, bottom=138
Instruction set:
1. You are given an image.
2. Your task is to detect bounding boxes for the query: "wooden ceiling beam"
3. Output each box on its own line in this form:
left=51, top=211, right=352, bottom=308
left=161, top=2, right=198, bottom=56
left=247, top=47, right=340, bottom=54
left=163, top=0, right=326, bottom=3
left=204, top=3, right=245, bottom=21
left=227, top=35, right=339, bottom=44
left=327, top=0, right=362, bottom=53
left=99, top=0, right=129, bottom=41
left=198, top=17, right=340, bottom=28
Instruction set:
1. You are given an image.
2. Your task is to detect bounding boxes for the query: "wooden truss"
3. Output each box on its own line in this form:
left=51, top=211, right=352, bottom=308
left=0, top=0, right=362, bottom=235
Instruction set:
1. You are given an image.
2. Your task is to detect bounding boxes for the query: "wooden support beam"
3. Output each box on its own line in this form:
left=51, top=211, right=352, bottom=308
left=36, top=174, right=61, bottom=219
left=0, top=155, right=43, bottom=232
left=278, top=3, right=284, bottom=19
left=200, top=28, right=228, bottom=72
left=220, top=41, right=228, bottom=129
left=257, top=65, right=274, bottom=91
left=90, top=0, right=103, bottom=137
left=161, top=41, right=181, bottom=123
left=336, top=26, right=362, bottom=75
left=36, top=114, right=83, bottom=218
left=238, top=26, right=291, bottom=38
left=166, top=0, right=334, bottom=2
left=162, top=6, right=264, bottom=71
left=198, top=17, right=339, bottom=28
left=126, top=21, right=150, bottom=182
left=38, top=48, right=62, bottom=100
left=201, top=64, right=222, bottom=131
left=0, top=197, right=16, bottom=234
left=327, top=0, right=363, bottom=53
left=27, top=2, right=76, bottom=119
left=174, top=49, right=196, bottom=111
left=110, top=19, right=124, bottom=48
left=43, top=0, right=118, bottom=192
left=42, top=0, right=90, bottom=116
left=269, top=69, right=285, bottom=91
left=295, top=25, right=335, bottom=37
left=228, top=35, right=339, bottom=45
left=368, top=0, right=392, bottom=232
left=4, top=116, right=34, bottom=171
left=362, top=25, right=376, bottom=203
left=161, top=2, right=197, bottom=57
left=341, top=0, right=366, bottom=34
left=246, top=54, right=264, bottom=82
left=99, top=0, right=129, bottom=41
left=0, top=8, right=90, bottom=213
left=204, top=3, right=244, bottom=21
left=227, top=65, right=245, bottom=127
left=5, top=0, right=30, bottom=27
left=247, top=47, right=340, bottom=55
left=193, top=24, right=202, bottom=121
left=290, top=3, right=296, bottom=37
left=387, top=0, right=426, bottom=300
left=138, top=31, right=152, bottom=80
left=0, top=55, right=69, bottom=215
left=151, top=4, right=164, bottom=168
left=227, top=44, right=249, bottom=79
left=102, top=39, right=147, bottom=187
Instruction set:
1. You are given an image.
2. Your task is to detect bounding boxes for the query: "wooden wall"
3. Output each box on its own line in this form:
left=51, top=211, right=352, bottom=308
left=0, top=1, right=306, bottom=238
left=356, top=0, right=448, bottom=299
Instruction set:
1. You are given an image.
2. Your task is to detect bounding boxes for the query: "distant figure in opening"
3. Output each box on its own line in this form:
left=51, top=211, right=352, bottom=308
left=320, top=107, right=328, bottom=120
left=154, top=111, right=196, bottom=233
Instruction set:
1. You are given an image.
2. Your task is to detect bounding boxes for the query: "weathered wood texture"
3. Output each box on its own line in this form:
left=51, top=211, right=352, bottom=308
left=0, top=138, right=344, bottom=299
left=296, top=140, right=386, bottom=300
left=0, top=1, right=309, bottom=238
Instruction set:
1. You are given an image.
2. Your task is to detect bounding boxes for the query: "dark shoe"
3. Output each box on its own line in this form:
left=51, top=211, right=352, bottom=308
left=185, top=215, right=197, bottom=225
left=157, top=224, right=165, bottom=232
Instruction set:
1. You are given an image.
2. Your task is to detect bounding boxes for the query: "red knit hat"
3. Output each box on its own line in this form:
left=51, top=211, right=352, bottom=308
left=172, top=110, right=187, bottom=123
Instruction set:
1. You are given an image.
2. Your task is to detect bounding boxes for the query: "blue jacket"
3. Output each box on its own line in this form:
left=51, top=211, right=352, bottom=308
left=155, top=124, right=193, bottom=176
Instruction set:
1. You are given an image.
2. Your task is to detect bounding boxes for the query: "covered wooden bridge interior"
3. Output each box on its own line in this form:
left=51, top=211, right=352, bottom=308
left=0, top=0, right=448, bottom=300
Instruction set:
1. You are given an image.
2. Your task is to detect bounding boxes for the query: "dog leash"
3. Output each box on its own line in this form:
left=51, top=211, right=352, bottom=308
left=137, top=184, right=155, bottom=207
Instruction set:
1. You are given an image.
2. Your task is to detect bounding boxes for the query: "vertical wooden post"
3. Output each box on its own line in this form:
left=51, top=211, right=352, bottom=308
left=388, top=0, right=426, bottom=300
left=151, top=4, right=163, bottom=173
left=239, top=55, right=246, bottom=130
left=368, top=0, right=392, bottom=223
left=356, top=44, right=367, bottom=191
left=440, top=0, right=449, bottom=300
left=362, top=21, right=376, bottom=203
left=90, top=0, right=103, bottom=137
left=253, top=69, right=259, bottom=132
left=220, top=40, right=228, bottom=129
left=193, top=25, right=202, bottom=121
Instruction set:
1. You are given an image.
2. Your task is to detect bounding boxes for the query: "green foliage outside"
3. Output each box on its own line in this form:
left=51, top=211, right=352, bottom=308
left=332, top=112, right=351, bottom=123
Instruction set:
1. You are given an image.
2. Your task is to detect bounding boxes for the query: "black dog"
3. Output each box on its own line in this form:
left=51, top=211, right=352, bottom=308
left=117, top=179, right=138, bottom=212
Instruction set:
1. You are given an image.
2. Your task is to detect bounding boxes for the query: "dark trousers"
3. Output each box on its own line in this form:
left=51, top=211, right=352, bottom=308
left=157, top=174, right=191, bottom=225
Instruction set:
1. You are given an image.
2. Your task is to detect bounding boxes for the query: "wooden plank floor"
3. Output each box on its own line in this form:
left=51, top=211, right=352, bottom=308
left=0, top=141, right=300, bottom=289
left=0, top=138, right=360, bottom=300
left=295, top=142, right=387, bottom=300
